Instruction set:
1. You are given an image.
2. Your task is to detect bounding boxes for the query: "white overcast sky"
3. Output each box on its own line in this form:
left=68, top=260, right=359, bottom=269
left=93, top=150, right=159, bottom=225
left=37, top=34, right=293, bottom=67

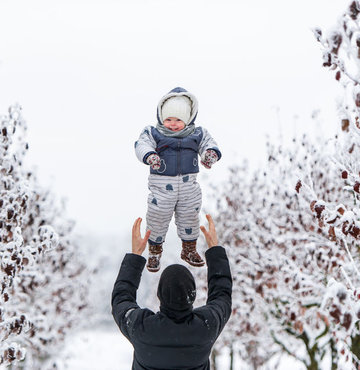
left=0, top=0, right=346, bottom=236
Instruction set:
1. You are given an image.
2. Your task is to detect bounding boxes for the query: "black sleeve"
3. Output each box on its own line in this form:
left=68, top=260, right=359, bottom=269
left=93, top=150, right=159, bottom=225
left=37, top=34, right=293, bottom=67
left=111, top=253, right=146, bottom=339
left=205, top=246, right=232, bottom=335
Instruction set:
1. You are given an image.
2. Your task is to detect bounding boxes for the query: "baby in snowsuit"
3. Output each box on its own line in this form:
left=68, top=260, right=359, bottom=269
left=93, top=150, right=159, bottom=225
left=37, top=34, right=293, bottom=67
left=135, top=87, right=221, bottom=272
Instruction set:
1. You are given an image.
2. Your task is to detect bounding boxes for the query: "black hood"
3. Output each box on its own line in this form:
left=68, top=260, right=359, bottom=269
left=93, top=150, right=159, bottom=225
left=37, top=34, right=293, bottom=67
left=157, top=264, right=196, bottom=314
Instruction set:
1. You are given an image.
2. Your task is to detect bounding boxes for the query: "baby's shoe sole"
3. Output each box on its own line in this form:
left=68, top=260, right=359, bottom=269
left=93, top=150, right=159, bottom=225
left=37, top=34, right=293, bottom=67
left=181, top=255, right=205, bottom=267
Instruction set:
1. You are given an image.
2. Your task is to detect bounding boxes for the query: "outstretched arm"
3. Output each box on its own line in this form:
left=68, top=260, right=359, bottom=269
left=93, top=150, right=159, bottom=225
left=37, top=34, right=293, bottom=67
left=201, top=215, right=232, bottom=334
left=111, top=218, right=150, bottom=339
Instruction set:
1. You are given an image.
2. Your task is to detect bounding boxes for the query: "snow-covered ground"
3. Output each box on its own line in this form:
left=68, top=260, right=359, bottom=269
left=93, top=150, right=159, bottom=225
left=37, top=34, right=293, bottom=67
left=58, top=327, right=305, bottom=370
left=59, top=327, right=133, bottom=370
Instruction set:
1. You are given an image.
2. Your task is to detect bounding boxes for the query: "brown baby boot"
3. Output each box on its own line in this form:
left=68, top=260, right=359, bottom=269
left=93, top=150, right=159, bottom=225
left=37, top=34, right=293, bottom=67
left=181, top=240, right=205, bottom=267
left=146, top=243, right=163, bottom=272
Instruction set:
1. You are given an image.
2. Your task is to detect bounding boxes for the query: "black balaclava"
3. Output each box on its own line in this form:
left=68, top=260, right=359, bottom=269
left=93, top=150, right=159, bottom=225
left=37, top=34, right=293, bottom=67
left=157, top=264, right=196, bottom=319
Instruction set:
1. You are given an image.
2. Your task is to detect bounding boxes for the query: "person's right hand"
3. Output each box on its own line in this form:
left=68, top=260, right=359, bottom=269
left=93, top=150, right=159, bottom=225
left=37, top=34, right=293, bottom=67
left=200, top=214, right=219, bottom=248
left=146, top=153, right=161, bottom=170
left=132, top=218, right=151, bottom=256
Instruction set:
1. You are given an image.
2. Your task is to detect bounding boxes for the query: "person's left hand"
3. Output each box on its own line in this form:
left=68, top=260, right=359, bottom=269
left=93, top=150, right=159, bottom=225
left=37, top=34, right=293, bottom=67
left=132, top=218, right=151, bottom=255
left=201, top=149, right=218, bottom=169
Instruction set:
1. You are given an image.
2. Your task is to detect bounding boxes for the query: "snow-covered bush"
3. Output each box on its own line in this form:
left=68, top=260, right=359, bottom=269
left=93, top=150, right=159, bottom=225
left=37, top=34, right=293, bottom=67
left=0, top=105, right=89, bottom=368
left=305, top=0, right=360, bottom=365
left=199, top=136, right=346, bottom=369
left=196, top=2, right=360, bottom=369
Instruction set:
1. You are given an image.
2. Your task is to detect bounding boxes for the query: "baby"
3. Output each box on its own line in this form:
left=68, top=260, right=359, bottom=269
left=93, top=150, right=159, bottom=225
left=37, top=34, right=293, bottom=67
left=135, top=87, right=221, bottom=272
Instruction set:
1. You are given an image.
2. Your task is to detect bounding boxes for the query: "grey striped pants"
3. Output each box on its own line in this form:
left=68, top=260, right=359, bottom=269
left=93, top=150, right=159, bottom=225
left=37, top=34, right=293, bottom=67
left=146, top=173, right=202, bottom=245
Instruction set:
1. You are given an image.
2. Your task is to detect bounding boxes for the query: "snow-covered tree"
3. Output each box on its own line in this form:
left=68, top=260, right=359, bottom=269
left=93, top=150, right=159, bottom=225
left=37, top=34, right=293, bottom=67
left=305, top=0, right=360, bottom=366
left=195, top=2, right=360, bottom=369
left=0, top=105, right=90, bottom=368
left=198, top=135, right=346, bottom=369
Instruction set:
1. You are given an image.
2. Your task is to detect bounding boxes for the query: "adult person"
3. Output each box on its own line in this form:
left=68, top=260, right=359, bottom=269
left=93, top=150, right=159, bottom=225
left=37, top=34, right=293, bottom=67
left=111, top=214, right=232, bottom=370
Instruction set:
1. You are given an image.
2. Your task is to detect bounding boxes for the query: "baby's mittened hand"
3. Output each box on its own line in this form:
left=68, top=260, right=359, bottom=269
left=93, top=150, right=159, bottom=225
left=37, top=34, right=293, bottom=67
left=201, top=149, right=218, bottom=169
left=147, top=153, right=161, bottom=170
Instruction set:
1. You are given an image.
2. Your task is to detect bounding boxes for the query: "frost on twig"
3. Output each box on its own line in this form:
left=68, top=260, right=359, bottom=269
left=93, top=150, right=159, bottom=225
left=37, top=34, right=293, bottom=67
left=0, top=105, right=90, bottom=368
left=193, top=2, right=360, bottom=368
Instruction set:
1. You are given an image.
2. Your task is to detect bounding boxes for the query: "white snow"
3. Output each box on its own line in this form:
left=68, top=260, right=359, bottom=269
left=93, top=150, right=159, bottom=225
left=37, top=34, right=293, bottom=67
left=57, top=327, right=133, bottom=370
left=56, top=328, right=307, bottom=370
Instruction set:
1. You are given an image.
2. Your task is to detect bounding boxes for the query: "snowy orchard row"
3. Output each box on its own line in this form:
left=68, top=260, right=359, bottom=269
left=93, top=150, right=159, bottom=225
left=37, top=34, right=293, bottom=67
left=195, top=2, right=360, bottom=369
left=0, top=105, right=89, bottom=368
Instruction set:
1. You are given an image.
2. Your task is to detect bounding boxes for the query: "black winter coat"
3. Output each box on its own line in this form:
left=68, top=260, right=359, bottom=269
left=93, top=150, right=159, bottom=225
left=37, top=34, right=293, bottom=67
left=111, top=246, right=232, bottom=370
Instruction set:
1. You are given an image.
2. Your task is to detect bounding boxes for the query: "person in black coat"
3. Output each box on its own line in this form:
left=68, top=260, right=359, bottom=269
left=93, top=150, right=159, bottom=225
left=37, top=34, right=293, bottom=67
left=111, top=214, right=232, bottom=370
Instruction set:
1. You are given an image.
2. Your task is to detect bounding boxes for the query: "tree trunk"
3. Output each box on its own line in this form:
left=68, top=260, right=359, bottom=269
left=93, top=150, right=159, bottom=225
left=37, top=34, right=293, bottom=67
left=330, top=338, right=338, bottom=370
left=211, top=348, right=217, bottom=370
left=351, top=334, right=360, bottom=367
left=306, top=347, right=319, bottom=370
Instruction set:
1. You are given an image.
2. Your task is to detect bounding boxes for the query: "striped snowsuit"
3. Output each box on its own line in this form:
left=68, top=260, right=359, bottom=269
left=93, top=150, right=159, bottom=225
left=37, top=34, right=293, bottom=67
left=147, top=173, right=202, bottom=244
left=134, top=87, right=221, bottom=245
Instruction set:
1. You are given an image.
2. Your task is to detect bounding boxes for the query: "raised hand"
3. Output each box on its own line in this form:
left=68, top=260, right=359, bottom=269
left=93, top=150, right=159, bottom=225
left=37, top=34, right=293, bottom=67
left=200, top=214, right=219, bottom=248
left=132, top=218, right=151, bottom=255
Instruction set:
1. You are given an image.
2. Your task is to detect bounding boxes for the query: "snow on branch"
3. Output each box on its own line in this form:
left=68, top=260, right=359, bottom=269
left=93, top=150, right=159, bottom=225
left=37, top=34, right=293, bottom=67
left=0, top=105, right=90, bottom=368
left=194, top=3, right=360, bottom=368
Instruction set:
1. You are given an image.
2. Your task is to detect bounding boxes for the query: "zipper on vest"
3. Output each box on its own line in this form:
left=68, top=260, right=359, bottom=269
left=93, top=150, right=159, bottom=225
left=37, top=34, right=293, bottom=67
left=177, top=139, right=181, bottom=175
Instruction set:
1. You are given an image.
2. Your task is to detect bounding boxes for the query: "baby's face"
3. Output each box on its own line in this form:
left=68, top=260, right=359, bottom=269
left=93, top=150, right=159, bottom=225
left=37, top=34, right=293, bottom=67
left=163, top=117, right=185, bottom=131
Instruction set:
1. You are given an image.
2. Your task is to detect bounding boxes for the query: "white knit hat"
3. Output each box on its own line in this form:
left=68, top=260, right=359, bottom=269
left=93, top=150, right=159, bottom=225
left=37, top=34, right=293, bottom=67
left=161, top=96, right=192, bottom=125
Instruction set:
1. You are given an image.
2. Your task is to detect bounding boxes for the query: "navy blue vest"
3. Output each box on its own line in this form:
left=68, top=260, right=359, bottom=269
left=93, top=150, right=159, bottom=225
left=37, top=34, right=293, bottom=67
left=150, top=127, right=204, bottom=176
